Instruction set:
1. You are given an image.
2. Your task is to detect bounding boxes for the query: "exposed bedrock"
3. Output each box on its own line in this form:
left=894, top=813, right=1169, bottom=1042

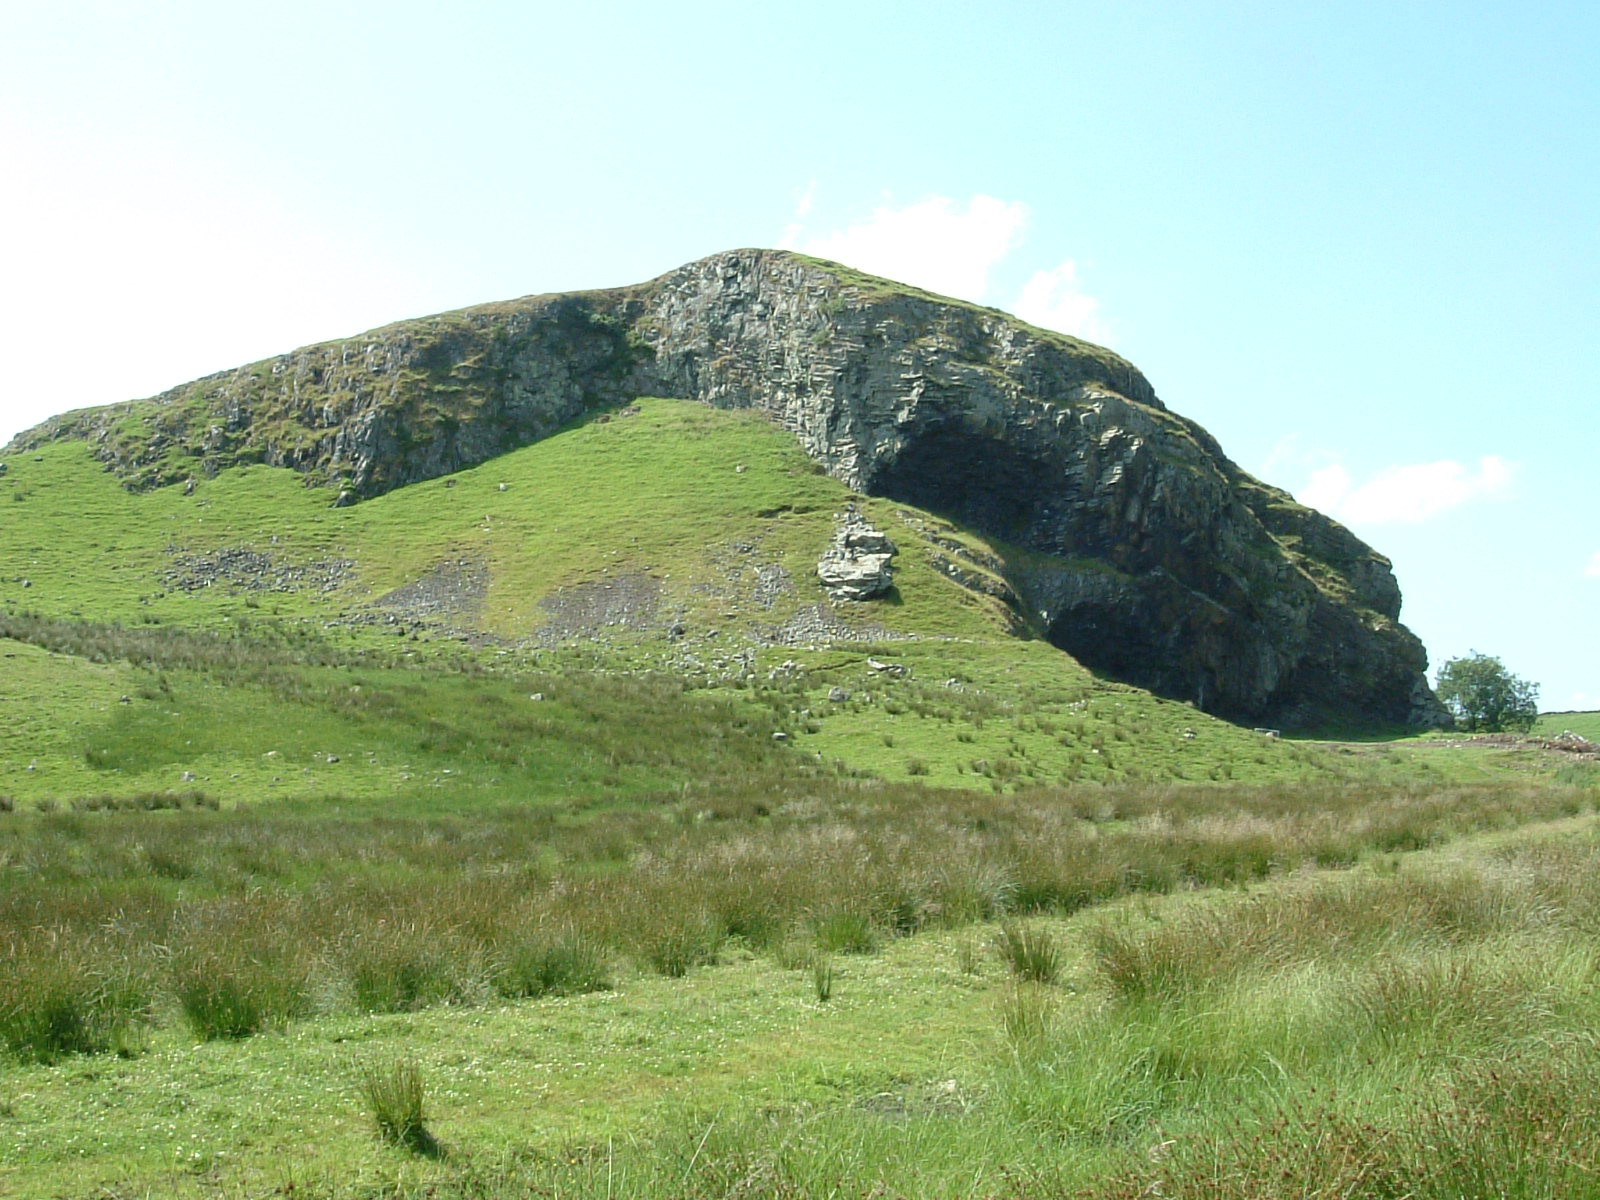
left=10, top=248, right=1445, bottom=728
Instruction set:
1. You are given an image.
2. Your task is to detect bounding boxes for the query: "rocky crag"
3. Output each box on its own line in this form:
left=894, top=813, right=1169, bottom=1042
left=8, top=249, right=1444, bottom=728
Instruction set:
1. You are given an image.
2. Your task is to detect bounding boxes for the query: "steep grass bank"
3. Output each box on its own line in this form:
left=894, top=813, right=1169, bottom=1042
left=0, top=608, right=1516, bottom=811
left=0, top=399, right=1011, bottom=643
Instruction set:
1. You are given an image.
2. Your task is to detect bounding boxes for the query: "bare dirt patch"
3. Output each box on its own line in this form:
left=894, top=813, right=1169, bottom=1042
left=534, top=572, right=663, bottom=646
left=162, top=547, right=355, bottom=594
left=371, top=558, right=490, bottom=622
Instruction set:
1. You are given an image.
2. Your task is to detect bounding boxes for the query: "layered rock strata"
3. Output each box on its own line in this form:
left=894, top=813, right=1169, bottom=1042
left=817, top=509, right=897, bottom=601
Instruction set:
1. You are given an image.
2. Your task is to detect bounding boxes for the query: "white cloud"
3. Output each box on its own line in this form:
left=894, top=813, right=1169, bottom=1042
left=1013, top=260, right=1112, bottom=344
left=1585, top=552, right=1600, bottom=579
left=1298, top=463, right=1355, bottom=513
left=779, top=190, right=1113, bottom=344
left=1295, top=456, right=1515, bottom=524
left=781, top=193, right=1029, bottom=303
left=777, top=180, right=820, bottom=250
left=794, top=179, right=817, bottom=219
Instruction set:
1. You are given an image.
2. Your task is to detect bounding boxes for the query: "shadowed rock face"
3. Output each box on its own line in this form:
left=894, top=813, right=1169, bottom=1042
left=9, top=248, right=1445, bottom=729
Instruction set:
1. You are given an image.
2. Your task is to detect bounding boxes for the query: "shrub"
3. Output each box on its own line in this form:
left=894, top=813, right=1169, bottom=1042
left=1436, top=652, right=1539, bottom=733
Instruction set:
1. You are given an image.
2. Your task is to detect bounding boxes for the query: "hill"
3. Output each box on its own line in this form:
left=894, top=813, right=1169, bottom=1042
left=4, top=255, right=1597, bottom=1200
left=6, top=249, right=1443, bottom=730
left=3, top=397, right=1484, bottom=811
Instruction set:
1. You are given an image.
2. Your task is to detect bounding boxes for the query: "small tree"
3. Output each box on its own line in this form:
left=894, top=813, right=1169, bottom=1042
left=1435, top=652, right=1539, bottom=733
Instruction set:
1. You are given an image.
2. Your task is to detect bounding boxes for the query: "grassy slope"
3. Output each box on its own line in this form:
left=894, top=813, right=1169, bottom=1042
left=2, top=399, right=1592, bottom=1196
left=5, top=397, right=1506, bottom=803
left=1536, top=711, right=1600, bottom=741
left=0, top=640, right=136, bottom=781
left=1, top=396, right=1018, bottom=644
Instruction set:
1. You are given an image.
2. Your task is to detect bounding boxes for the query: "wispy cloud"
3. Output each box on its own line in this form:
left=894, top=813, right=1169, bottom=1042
left=780, top=191, right=1115, bottom=343
left=1585, top=551, right=1600, bottom=579
left=794, top=179, right=817, bottom=219
left=1297, top=456, right=1515, bottom=524
left=781, top=193, right=1029, bottom=303
left=1013, top=260, right=1112, bottom=343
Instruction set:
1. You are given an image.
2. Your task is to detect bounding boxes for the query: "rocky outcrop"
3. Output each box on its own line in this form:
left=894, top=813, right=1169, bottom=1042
left=817, top=509, right=897, bottom=600
left=6, top=249, right=1446, bottom=728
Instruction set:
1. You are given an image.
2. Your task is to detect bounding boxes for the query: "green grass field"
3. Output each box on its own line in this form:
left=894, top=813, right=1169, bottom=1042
left=5, top=397, right=1598, bottom=1197
left=1537, top=710, right=1600, bottom=741
left=5, top=791, right=1599, bottom=1198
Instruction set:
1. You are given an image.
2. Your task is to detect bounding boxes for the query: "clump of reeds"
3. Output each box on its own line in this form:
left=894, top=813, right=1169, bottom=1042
left=360, top=1058, right=440, bottom=1156
left=996, top=920, right=1063, bottom=984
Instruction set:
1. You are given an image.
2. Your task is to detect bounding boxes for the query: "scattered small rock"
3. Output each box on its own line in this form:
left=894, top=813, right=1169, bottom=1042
left=828, top=686, right=851, bottom=702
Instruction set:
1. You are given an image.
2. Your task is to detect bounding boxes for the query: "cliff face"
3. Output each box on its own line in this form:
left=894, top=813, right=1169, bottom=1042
left=9, top=249, right=1444, bottom=728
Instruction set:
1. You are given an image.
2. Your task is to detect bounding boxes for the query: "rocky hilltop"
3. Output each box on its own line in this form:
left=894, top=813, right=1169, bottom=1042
left=9, top=249, right=1444, bottom=728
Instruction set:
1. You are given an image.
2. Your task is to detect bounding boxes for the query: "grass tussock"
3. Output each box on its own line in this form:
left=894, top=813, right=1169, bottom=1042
left=172, top=946, right=311, bottom=1040
left=492, top=927, right=611, bottom=1000
left=812, top=954, right=835, bottom=1003
left=360, top=1058, right=441, bottom=1157
left=995, top=920, right=1064, bottom=984
left=0, top=952, right=149, bottom=1062
left=1088, top=1042, right=1600, bottom=1200
left=0, top=779, right=1593, bottom=1059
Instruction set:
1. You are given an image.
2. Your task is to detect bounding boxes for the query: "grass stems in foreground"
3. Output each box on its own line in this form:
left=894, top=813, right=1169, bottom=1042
left=0, top=778, right=1593, bottom=1061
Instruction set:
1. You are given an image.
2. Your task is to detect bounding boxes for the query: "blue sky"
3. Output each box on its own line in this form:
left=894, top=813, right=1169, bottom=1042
left=2, top=0, right=1594, bottom=710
